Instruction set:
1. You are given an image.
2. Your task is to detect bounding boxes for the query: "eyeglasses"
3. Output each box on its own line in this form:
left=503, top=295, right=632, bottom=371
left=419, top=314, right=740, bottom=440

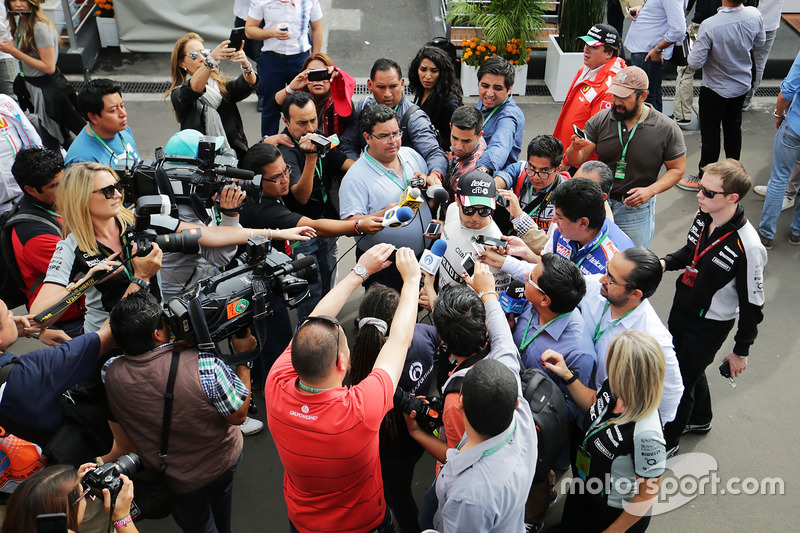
left=184, top=49, right=209, bottom=61
left=605, top=270, right=631, bottom=290
left=524, top=164, right=556, bottom=179
left=74, top=481, right=96, bottom=506
left=93, top=181, right=123, bottom=199
left=297, top=315, right=342, bottom=358
left=370, top=130, right=403, bottom=142
left=460, top=204, right=493, bottom=217
left=526, top=272, right=547, bottom=295
left=262, top=165, right=292, bottom=183
left=699, top=184, right=727, bottom=199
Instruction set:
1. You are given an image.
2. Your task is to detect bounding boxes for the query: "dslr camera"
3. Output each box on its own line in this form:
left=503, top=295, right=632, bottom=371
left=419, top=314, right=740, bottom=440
left=131, top=195, right=202, bottom=257
left=393, top=388, right=444, bottom=433
left=83, top=453, right=141, bottom=504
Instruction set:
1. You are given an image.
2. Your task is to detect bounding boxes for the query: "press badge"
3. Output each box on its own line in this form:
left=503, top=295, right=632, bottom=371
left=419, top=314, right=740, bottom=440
left=576, top=445, right=591, bottom=480
left=682, top=266, right=698, bottom=287
left=614, top=161, right=627, bottom=180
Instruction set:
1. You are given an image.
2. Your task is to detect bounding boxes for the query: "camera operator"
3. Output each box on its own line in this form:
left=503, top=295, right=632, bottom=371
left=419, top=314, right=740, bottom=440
left=266, top=244, right=419, bottom=533
left=105, top=289, right=253, bottom=533
left=278, top=91, right=355, bottom=321
left=2, top=462, right=139, bottom=533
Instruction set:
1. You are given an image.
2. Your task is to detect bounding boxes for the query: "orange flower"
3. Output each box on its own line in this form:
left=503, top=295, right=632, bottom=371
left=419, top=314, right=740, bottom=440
left=470, top=42, right=477, bottom=49
left=511, top=60, right=517, bottom=64
left=462, top=39, right=468, bottom=47
left=484, top=55, right=489, bottom=61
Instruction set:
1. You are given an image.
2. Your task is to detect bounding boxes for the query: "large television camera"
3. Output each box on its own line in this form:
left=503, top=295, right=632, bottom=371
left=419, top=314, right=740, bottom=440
left=162, top=235, right=318, bottom=364
left=118, top=136, right=259, bottom=223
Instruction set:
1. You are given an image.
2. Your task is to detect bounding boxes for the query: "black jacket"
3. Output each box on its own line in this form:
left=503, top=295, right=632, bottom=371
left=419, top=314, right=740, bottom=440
left=170, top=74, right=258, bottom=159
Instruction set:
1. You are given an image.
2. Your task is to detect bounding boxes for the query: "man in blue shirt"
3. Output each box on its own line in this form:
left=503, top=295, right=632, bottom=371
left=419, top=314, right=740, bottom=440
left=544, top=178, right=634, bottom=275
left=66, top=78, right=140, bottom=167
left=472, top=57, right=525, bottom=178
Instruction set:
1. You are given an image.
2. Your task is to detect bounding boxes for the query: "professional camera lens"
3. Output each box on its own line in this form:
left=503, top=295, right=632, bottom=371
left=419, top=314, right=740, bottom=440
left=114, top=453, right=142, bottom=476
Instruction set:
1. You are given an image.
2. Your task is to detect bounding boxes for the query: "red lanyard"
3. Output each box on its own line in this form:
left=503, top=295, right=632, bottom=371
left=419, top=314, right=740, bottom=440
left=691, top=226, right=735, bottom=267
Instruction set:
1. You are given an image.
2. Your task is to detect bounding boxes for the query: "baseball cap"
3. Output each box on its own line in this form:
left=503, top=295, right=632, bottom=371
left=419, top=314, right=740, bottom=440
left=499, top=279, right=527, bottom=314
left=608, top=66, right=649, bottom=98
left=164, top=129, right=225, bottom=158
left=579, top=24, right=620, bottom=48
left=457, top=170, right=497, bottom=209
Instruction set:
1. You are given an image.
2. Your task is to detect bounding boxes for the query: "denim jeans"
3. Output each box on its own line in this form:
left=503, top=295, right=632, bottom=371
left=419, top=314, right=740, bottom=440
left=629, top=52, right=666, bottom=112
left=759, top=121, right=800, bottom=239
left=608, top=196, right=656, bottom=248
left=171, top=452, right=242, bottom=533
left=293, top=236, right=337, bottom=323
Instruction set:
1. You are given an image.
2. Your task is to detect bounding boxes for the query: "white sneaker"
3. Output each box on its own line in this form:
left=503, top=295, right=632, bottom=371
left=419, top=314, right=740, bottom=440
left=241, top=416, right=264, bottom=436
left=782, top=196, right=796, bottom=212
left=754, top=185, right=767, bottom=196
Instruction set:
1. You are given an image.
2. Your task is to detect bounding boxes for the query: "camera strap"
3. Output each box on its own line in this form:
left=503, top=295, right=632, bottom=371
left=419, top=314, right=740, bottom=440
left=158, top=350, right=180, bottom=469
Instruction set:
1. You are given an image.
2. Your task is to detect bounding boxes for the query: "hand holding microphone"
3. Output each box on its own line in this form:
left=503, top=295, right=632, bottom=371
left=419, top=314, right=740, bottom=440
left=398, top=186, right=424, bottom=212
left=381, top=206, right=416, bottom=227
left=419, top=239, right=448, bottom=276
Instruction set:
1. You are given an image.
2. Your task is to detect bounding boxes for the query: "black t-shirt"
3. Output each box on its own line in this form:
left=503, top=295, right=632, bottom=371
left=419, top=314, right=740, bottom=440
left=278, top=129, right=347, bottom=220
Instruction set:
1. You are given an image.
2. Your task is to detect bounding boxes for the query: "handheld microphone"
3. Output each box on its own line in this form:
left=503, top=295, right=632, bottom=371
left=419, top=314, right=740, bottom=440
left=419, top=239, right=448, bottom=276
left=426, top=184, right=450, bottom=220
left=381, top=206, right=415, bottom=227
left=398, top=186, right=424, bottom=212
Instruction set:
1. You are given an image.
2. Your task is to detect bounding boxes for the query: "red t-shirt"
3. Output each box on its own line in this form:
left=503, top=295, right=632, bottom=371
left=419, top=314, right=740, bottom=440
left=266, top=344, right=392, bottom=533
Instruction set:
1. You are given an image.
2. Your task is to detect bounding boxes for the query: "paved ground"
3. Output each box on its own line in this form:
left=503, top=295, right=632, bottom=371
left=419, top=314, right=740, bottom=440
left=11, top=1, right=800, bottom=531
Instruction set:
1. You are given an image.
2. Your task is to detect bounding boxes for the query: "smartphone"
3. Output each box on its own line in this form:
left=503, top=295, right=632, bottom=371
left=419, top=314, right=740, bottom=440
left=469, top=235, right=486, bottom=255
left=425, top=222, right=442, bottom=237
left=461, top=254, right=476, bottom=277
left=573, top=124, right=587, bottom=140
left=476, top=235, right=508, bottom=249
left=36, top=513, right=68, bottom=533
left=229, top=27, right=246, bottom=51
left=495, top=193, right=509, bottom=208
left=307, top=68, right=331, bottom=82
left=719, top=360, right=731, bottom=379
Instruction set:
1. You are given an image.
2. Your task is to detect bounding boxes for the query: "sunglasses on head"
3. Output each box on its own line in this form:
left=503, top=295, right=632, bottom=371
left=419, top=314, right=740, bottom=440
left=93, top=181, right=123, bottom=199
left=297, top=315, right=342, bottom=356
left=460, top=204, right=493, bottom=217
left=699, top=184, right=727, bottom=199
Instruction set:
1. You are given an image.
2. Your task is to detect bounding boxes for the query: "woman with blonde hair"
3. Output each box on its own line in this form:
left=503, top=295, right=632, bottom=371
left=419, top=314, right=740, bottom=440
left=1, top=463, right=139, bottom=533
left=30, top=162, right=313, bottom=333
left=167, top=32, right=258, bottom=159
left=272, top=52, right=355, bottom=137
left=542, top=329, right=667, bottom=532
left=0, top=0, right=84, bottom=151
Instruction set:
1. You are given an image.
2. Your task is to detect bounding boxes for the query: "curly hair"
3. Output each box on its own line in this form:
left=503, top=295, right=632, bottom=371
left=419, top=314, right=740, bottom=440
left=408, top=46, right=463, bottom=110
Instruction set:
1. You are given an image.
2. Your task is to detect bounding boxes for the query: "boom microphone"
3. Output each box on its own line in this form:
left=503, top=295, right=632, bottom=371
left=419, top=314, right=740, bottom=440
left=381, top=206, right=415, bottom=227
left=419, top=239, right=448, bottom=276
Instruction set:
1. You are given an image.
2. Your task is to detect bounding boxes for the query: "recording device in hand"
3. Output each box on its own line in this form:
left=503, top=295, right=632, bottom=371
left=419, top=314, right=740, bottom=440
left=83, top=453, right=142, bottom=508
left=475, top=234, right=508, bottom=249
left=381, top=206, right=415, bottom=227
left=394, top=388, right=444, bottom=433
left=35, top=514, right=67, bottom=533
left=228, top=27, right=246, bottom=51
left=461, top=254, right=476, bottom=277
left=573, top=124, right=588, bottom=140
left=133, top=195, right=201, bottom=256
left=307, top=68, right=332, bottom=81
left=419, top=239, right=447, bottom=276
left=425, top=221, right=442, bottom=237
left=308, top=133, right=340, bottom=157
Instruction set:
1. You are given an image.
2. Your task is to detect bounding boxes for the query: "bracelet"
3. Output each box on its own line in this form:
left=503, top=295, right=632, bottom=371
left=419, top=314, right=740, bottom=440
left=130, top=277, right=150, bottom=291
left=477, top=290, right=498, bottom=300
left=113, top=515, right=133, bottom=529
left=563, top=370, right=579, bottom=386
left=773, top=109, right=786, bottom=118
left=268, top=229, right=274, bottom=239
left=285, top=85, right=295, bottom=95
left=204, top=55, right=219, bottom=70
left=354, top=219, right=364, bottom=235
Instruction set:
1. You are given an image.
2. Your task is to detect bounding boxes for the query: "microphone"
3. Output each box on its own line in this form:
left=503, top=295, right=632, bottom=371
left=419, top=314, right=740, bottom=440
left=398, top=186, right=424, bottom=212
left=419, top=239, right=448, bottom=276
left=381, top=206, right=415, bottom=227
left=426, top=184, right=450, bottom=220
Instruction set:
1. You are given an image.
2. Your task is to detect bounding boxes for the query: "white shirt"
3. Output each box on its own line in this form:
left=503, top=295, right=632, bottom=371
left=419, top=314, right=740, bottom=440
left=233, top=0, right=252, bottom=20
left=624, top=0, right=687, bottom=60
left=0, top=95, right=42, bottom=212
left=248, top=0, right=323, bottom=55
left=579, top=275, right=684, bottom=424
left=0, top=5, right=12, bottom=61
left=758, top=0, right=785, bottom=32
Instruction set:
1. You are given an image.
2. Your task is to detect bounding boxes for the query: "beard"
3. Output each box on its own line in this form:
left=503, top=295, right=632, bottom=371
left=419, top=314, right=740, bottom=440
left=612, top=104, right=640, bottom=121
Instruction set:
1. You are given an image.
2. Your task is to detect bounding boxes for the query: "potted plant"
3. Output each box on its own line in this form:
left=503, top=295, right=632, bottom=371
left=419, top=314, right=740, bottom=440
left=545, top=0, right=606, bottom=101
left=447, top=0, right=545, bottom=96
left=94, top=0, right=118, bottom=48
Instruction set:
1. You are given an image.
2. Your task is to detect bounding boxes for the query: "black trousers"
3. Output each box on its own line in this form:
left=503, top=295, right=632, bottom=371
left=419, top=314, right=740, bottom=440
left=698, top=86, right=747, bottom=175
left=662, top=306, right=735, bottom=449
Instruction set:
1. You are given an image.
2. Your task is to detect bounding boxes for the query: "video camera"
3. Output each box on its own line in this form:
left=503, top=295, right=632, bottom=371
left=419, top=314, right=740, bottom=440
left=162, top=235, right=318, bottom=364
left=118, top=136, right=259, bottom=223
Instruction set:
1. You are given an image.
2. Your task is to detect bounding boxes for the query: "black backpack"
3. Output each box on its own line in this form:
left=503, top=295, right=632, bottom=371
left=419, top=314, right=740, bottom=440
left=443, top=365, right=569, bottom=478
left=0, top=203, right=62, bottom=309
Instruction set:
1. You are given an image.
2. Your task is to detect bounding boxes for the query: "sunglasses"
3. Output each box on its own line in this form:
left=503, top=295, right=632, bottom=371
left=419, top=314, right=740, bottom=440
left=699, top=184, right=727, bottom=199
left=184, top=48, right=210, bottom=61
left=526, top=272, right=547, bottom=295
left=74, top=481, right=97, bottom=506
left=93, top=181, right=123, bottom=199
left=297, top=315, right=342, bottom=357
left=460, top=204, right=493, bottom=217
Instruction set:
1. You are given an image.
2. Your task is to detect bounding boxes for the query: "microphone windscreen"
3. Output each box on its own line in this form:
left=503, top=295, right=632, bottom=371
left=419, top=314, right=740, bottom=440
left=430, top=239, right=448, bottom=257
left=396, top=206, right=415, bottom=222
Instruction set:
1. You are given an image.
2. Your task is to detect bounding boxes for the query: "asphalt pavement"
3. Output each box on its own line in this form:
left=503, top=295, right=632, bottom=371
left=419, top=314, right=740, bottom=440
left=10, top=0, right=800, bottom=530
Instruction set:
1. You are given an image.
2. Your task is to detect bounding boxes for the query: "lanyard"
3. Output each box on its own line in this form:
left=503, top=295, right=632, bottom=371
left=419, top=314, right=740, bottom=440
left=691, top=226, right=735, bottom=268
left=363, top=150, right=408, bottom=191
left=573, top=229, right=608, bottom=267
left=33, top=203, right=61, bottom=219
left=297, top=379, right=332, bottom=393
left=593, top=301, right=634, bottom=342
left=616, top=105, right=646, bottom=164
left=88, top=126, right=128, bottom=163
left=519, top=311, right=571, bottom=351
left=582, top=415, right=619, bottom=447
left=292, top=137, right=328, bottom=203
left=481, top=97, right=508, bottom=128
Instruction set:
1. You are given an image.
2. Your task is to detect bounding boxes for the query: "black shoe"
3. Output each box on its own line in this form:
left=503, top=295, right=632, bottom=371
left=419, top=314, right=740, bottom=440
left=683, top=422, right=712, bottom=434
left=666, top=443, right=680, bottom=458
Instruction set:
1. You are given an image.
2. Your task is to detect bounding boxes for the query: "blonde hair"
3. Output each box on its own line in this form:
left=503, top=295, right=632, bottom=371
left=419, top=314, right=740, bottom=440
left=606, top=330, right=665, bottom=426
left=58, top=162, right=134, bottom=255
left=165, top=32, right=228, bottom=106
left=5, top=0, right=63, bottom=54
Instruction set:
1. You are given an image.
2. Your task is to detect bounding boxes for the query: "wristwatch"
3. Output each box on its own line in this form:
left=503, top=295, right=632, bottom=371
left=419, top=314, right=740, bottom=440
left=204, top=55, right=219, bottom=70
left=130, top=277, right=150, bottom=291
left=563, top=369, right=579, bottom=385
left=654, top=46, right=664, bottom=54
left=351, top=264, right=369, bottom=282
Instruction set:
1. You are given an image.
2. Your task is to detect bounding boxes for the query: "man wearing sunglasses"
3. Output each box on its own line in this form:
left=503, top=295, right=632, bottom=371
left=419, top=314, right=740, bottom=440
left=437, top=170, right=510, bottom=292
left=265, top=244, right=420, bottom=533
left=660, top=159, right=766, bottom=457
